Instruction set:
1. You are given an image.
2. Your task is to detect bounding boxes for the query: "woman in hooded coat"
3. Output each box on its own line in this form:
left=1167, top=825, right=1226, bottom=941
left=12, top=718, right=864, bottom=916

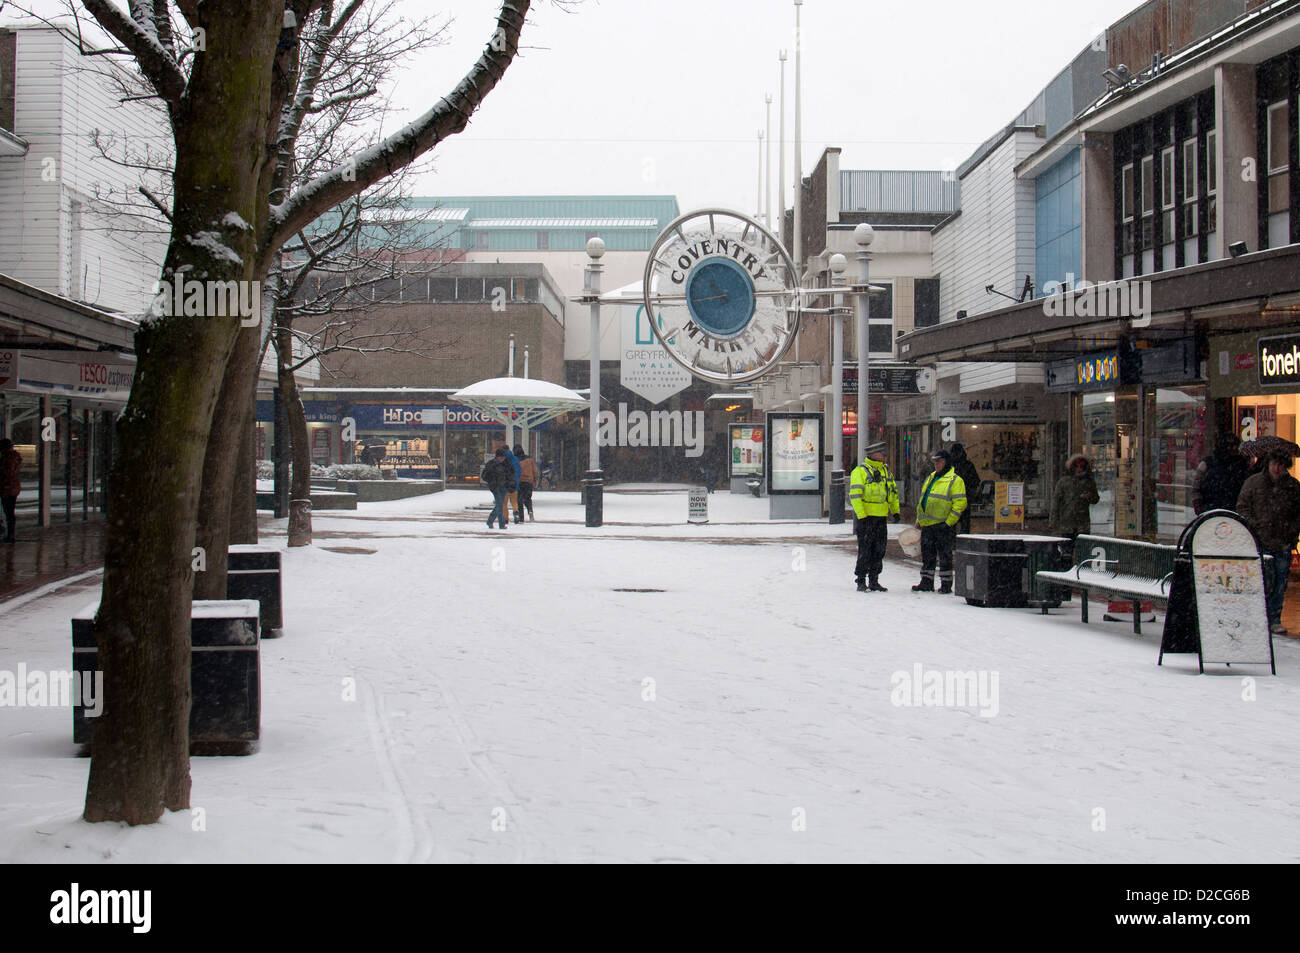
left=1050, top=453, right=1100, bottom=542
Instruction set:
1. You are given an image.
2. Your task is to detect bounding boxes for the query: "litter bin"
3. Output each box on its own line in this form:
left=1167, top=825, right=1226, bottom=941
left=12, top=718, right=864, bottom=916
left=955, top=534, right=1071, bottom=608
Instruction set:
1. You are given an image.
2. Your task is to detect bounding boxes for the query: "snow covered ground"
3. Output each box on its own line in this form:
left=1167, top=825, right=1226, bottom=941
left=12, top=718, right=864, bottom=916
left=2, top=487, right=1298, bottom=863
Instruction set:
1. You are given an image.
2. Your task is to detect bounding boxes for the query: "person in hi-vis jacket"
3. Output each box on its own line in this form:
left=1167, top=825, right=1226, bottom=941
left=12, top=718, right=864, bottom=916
left=849, top=442, right=900, bottom=592
left=913, top=449, right=967, bottom=594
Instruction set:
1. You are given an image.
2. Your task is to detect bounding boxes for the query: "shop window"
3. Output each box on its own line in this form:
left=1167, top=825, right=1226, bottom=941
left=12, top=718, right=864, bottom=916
left=1268, top=100, right=1291, bottom=217
left=430, top=277, right=456, bottom=301
left=456, top=277, right=484, bottom=301
left=1160, top=146, right=1176, bottom=242
left=1140, top=155, right=1155, bottom=248
left=1121, top=163, right=1135, bottom=255
left=1181, top=138, right=1198, bottom=237
left=914, top=277, right=940, bottom=329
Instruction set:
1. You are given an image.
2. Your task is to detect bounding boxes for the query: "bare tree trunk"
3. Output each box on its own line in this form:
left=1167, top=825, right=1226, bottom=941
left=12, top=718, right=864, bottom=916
left=231, top=398, right=258, bottom=545
left=84, top=2, right=281, bottom=826
left=194, top=327, right=261, bottom=599
left=278, top=324, right=313, bottom=546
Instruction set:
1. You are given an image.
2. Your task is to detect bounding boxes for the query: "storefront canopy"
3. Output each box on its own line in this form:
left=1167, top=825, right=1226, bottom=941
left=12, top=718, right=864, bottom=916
left=450, top=377, right=588, bottom=430
left=897, top=244, right=1300, bottom=365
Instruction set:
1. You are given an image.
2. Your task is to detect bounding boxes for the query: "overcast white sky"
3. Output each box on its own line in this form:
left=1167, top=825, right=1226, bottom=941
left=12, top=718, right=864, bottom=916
left=394, top=0, right=1144, bottom=212
left=10, top=0, right=1146, bottom=211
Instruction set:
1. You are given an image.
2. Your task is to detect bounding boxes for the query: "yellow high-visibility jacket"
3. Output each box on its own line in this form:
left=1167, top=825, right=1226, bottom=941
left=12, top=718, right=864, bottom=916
left=849, top=458, right=899, bottom=519
left=917, top=468, right=967, bottom=527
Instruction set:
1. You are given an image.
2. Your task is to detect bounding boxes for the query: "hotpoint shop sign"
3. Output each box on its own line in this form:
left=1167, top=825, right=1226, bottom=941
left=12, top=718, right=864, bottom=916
left=620, top=301, right=691, bottom=404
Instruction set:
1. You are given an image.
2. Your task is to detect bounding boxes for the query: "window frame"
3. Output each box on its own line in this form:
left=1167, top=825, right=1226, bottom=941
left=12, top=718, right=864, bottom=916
left=1268, top=99, right=1290, bottom=175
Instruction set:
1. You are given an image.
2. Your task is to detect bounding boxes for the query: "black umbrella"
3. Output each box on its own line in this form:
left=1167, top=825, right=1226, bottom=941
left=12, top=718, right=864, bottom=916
left=1238, top=435, right=1300, bottom=459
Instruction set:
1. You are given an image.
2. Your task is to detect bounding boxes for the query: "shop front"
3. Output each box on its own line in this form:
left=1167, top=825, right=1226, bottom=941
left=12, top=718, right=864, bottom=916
left=885, top=384, right=1066, bottom=519
left=0, top=349, right=130, bottom=526
left=1209, top=325, right=1300, bottom=456
left=1047, top=339, right=1204, bottom=542
left=255, top=392, right=555, bottom=485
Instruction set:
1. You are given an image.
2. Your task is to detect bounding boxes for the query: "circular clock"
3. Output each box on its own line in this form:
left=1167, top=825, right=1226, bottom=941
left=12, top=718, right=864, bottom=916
left=642, top=208, right=800, bottom=385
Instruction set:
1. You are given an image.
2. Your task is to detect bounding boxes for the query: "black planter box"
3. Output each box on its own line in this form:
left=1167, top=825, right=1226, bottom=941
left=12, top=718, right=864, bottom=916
left=72, top=600, right=261, bottom=745
left=955, top=534, right=1071, bottom=608
left=227, top=545, right=282, bottom=634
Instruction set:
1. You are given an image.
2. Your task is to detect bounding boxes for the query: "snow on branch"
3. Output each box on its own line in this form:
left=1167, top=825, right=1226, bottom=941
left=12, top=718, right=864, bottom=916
left=82, top=0, right=187, bottom=105
left=268, top=0, right=530, bottom=249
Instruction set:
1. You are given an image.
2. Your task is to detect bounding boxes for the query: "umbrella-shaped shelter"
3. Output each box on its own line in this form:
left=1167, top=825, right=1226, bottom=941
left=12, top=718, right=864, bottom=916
left=450, top=377, right=589, bottom=451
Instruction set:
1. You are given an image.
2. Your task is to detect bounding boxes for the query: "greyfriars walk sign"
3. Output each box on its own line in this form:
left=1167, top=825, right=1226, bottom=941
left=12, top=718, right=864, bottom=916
left=642, top=209, right=801, bottom=385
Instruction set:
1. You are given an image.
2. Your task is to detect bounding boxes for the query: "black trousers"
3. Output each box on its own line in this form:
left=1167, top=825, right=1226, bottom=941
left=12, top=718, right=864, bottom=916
left=855, top=516, right=887, bottom=582
left=920, top=523, right=955, bottom=587
left=1, top=494, right=15, bottom=540
left=518, top=481, right=534, bottom=517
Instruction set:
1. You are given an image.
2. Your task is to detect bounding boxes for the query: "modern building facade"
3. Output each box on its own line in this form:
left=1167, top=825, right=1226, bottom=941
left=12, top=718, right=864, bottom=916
left=900, top=0, right=1300, bottom=541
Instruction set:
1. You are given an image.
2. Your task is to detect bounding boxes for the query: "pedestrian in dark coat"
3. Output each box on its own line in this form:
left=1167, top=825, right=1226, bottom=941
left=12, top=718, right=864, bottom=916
left=1191, top=433, right=1249, bottom=514
left=949, top=443, right=981, bottom=536
left=501, top=444, right=521, bottom=523
left=481, top=449, right=513, bottom=530
left=1236, top=450, right=1300, bottom=634
left=515, top=445, right=539, bottom=522
left=1050, top=453, right=1100, bottom=543
left=0, top=438, right=20, bottom=543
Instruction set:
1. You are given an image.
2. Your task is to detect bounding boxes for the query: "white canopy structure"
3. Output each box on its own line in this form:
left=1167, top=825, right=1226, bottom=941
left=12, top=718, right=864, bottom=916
left=450, top=377, right=588, bottom=442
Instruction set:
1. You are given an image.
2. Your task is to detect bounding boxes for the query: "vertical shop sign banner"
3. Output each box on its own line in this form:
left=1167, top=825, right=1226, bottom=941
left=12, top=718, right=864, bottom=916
left=0, top=350, right=13, bottom=389
left=621, top=303, right=691, bottom=404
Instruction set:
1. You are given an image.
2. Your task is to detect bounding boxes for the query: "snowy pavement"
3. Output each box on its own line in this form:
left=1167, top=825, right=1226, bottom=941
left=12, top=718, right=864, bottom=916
left=2, top=488, right=1298, bottom=863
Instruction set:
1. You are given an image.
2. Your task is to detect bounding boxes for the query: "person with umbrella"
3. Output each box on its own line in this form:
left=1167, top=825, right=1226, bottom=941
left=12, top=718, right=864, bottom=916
left=1236, top=447, right=1300, bottom=635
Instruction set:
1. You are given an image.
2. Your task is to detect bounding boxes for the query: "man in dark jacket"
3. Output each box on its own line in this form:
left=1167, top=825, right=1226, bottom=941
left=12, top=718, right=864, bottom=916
left=949, top=443, right=981, bottom=536
left=1191, top=433, right=1249, bottom=514
left=0, top=438, right=21, bottom=543
left=481, top=449, right=514, bottom=530
left=1236, top=450, right=1300, bottom=635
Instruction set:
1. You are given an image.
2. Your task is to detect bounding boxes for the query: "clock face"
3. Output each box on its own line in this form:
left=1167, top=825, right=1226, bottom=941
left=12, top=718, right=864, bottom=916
left=642, top=209, right=799, bottom=385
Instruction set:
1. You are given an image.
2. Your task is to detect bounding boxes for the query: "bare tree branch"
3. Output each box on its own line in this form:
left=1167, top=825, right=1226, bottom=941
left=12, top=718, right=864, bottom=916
left=268, top=0, right=530, bottom=250
left=81, top=0, right=186, bottom=105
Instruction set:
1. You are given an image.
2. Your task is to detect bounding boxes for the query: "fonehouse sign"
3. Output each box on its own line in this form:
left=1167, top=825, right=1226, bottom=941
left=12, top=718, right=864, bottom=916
left=1258, top=333, right=1300, bottom=386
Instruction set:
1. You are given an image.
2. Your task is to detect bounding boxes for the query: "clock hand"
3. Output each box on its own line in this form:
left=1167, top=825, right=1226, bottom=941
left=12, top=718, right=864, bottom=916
left=692, top=293, right=730, bottom=303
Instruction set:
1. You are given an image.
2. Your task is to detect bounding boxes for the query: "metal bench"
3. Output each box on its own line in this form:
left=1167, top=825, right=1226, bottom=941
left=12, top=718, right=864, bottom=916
left=1035, top=534, right=1177, bottom=634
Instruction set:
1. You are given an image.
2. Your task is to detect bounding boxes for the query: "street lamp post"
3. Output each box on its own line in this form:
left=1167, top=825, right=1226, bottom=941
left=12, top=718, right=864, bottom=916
left=778, top=51, right=787, bottom=243
left=764, top=93, right=773, bottom=228
left=584, top=237, right=605, bottom=527
left=854, top=223, right=875, bottom=463
left=756, top=129, right=764, bottom=221
left=829, top=253, right=847, bottom=525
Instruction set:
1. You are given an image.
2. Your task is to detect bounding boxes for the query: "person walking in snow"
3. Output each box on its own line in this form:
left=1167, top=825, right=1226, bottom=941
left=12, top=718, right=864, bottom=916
left=1191, top=432, right=1249, bottom=515
left=1049, top=453, right=1100, bottom=544
left=849, top=441, right=900, bottom=592
left=515, top=445, right=539, bottom=522
left=481, top=448, right=514, bottom=530
left=913, top=449, right=967, bottom=594
left=1236, top=449, right=1300, bottom=635
left=501, top=443, right=522, bottom=524
left=949, top=443, right=981, bottom=536
left=0, top=438, right=20, bottom=543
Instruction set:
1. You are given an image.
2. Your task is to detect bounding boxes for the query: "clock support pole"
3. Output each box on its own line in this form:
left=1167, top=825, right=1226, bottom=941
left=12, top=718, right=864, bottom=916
left=828, top=255, right=847, bottom=524
left=583, top=237, right=605, bottom=527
